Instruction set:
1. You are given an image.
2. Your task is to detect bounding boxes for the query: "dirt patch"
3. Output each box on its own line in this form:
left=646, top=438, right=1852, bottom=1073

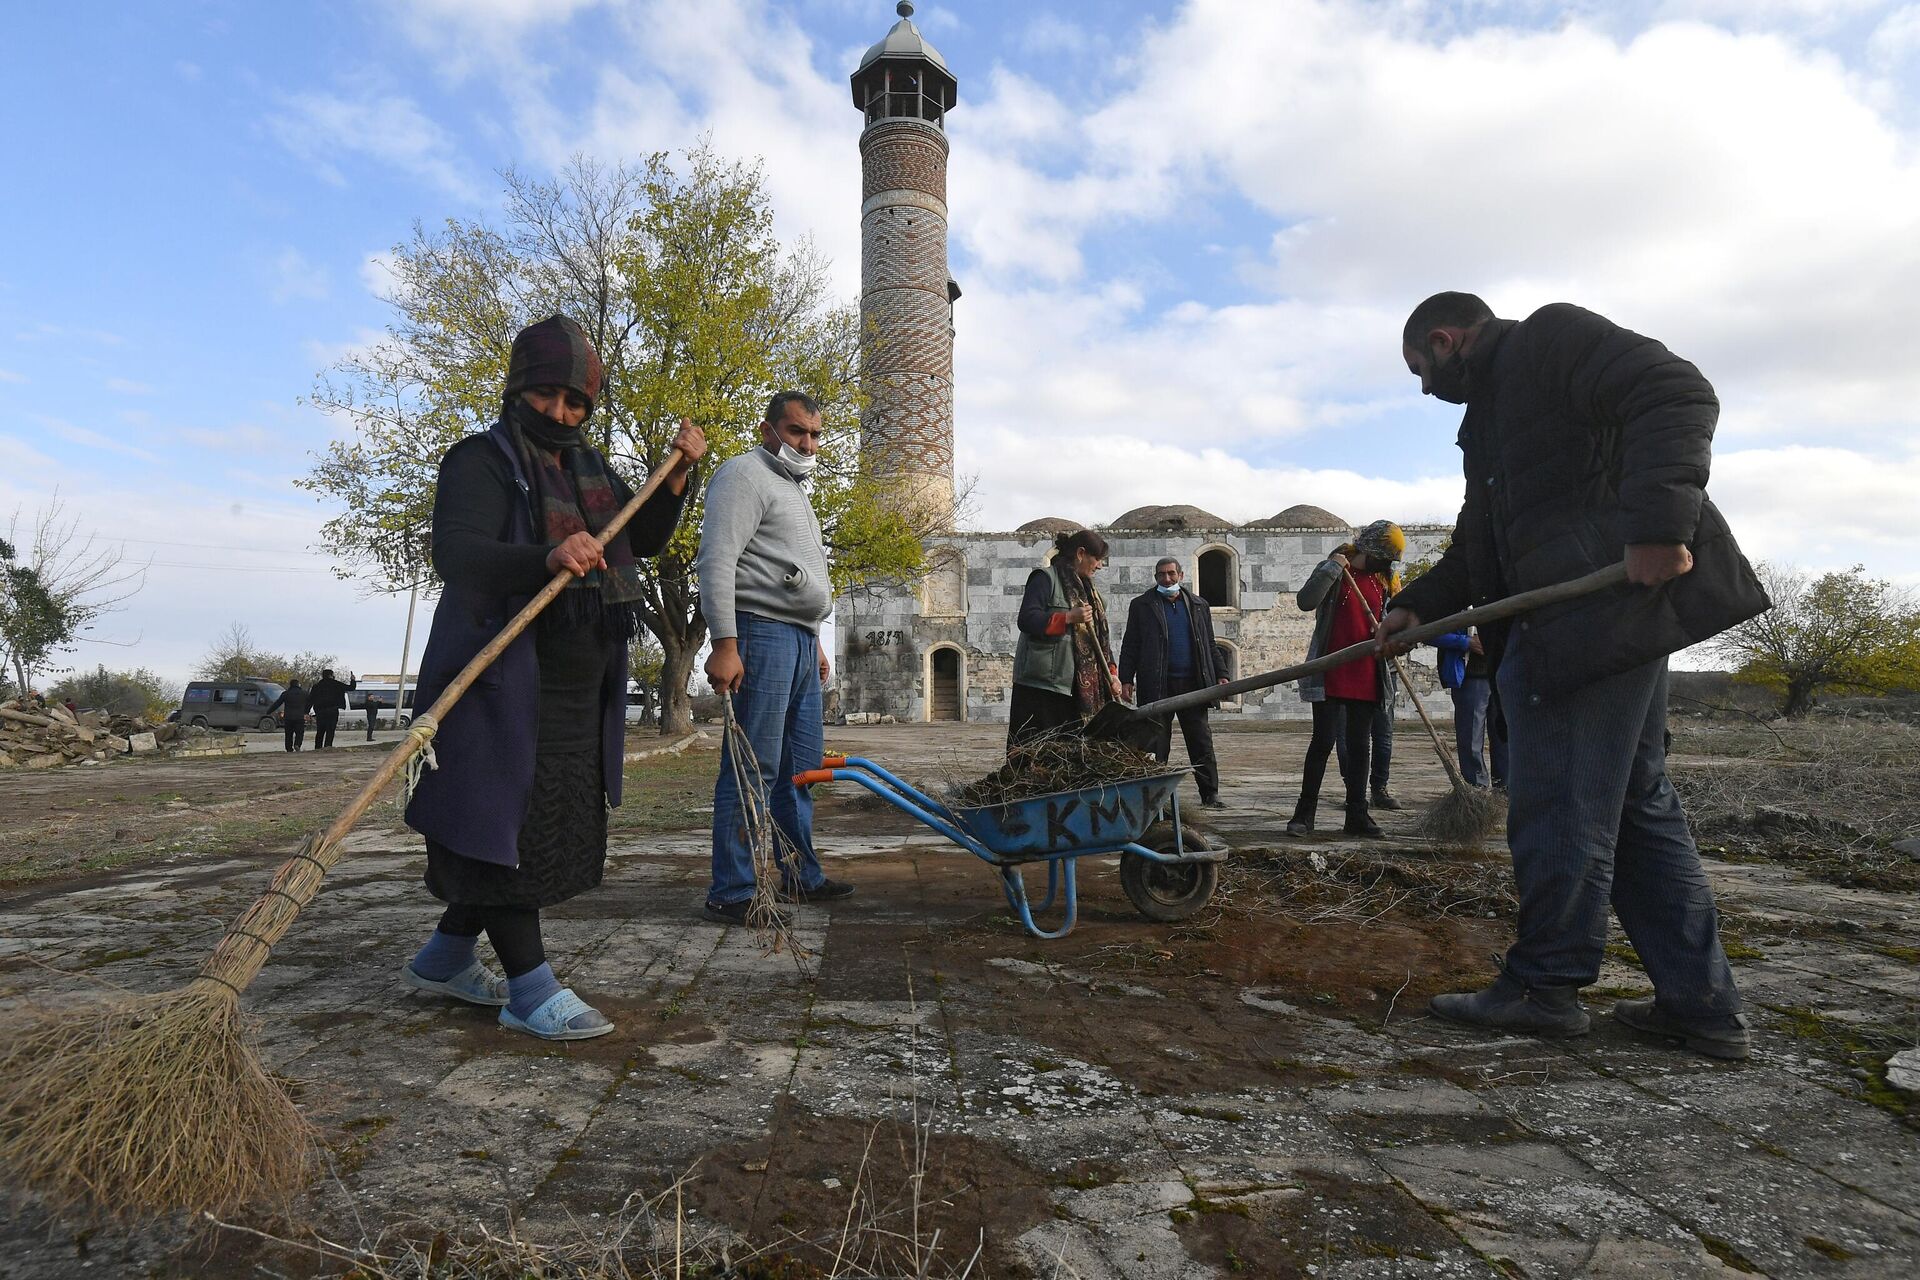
left=1173, top=1169, right=1467, bottom=1277
left=681, top=1099, right=1054, bottom=1278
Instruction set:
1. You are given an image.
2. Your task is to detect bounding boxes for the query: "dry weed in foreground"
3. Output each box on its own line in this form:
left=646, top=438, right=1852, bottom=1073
left=950, top=729, right=1168, bottom=807
left=1670, top=717, right=1920, bottom=889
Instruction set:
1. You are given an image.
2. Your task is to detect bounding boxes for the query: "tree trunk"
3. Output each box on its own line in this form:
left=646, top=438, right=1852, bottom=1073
left=1781, top=679, right=1816, bottom=718
left=659, top=644, right=697, bottom=735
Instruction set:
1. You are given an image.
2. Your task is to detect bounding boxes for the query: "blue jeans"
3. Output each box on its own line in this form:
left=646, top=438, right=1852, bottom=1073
left=1451, top=677, right=1507, bottom=787
left=1498, top=639, right=1740, bottom=1018
left=708, top=613, right=826, bottom=905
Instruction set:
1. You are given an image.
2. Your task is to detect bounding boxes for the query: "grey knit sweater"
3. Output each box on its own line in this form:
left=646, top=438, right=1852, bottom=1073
left=696, top=447, right=833, bottom=640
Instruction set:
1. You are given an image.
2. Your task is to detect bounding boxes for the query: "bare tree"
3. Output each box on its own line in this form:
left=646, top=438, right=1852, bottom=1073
left=1, top=495, right=147, bottom=691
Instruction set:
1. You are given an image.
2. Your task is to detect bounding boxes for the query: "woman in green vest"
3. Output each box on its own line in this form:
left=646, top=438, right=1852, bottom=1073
left=1009, top=528, right=1121, bottom=748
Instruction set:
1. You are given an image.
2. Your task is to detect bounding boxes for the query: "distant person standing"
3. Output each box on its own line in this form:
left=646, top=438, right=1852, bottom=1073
left=267, top=679, right=310, bottom=752
left=364, top=694, right=383, bottom=741
left=1118, top=557, right=1230, bottom=807
left=1431, top=628, right=1506, bottom=788
left=308, top=668, right=356, bottom=749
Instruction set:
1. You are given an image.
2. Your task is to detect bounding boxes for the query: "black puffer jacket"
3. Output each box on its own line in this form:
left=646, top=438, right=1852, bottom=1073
left=1392, top=304, right=1768, bottom=698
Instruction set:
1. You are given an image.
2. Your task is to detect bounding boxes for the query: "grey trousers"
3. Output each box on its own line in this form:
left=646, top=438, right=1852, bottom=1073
left=1498, top=639, right=1741, bottom=1019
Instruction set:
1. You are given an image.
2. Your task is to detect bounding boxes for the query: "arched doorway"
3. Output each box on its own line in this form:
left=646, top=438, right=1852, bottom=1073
left=929, top=647, right=963, bottom=722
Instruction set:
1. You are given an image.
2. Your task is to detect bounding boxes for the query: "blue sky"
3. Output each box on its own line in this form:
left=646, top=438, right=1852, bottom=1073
left=5, top=0, right=1920, bottom=685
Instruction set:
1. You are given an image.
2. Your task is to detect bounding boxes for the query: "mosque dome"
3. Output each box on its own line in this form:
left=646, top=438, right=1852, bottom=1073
left=1251, top=504, right=1348, bottom=530
left=1108, top=504, right=1232, bottom=531
left=1015, top=516, right=1084, bottom=535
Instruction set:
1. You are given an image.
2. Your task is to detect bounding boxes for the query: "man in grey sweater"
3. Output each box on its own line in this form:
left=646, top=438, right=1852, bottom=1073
left=697, top=391, right=852, bottom=924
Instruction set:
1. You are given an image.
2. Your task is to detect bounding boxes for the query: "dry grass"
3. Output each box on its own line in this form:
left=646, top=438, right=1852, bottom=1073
left=1670, top=717, right=1920, bottom=890
left=0, top=985, right=309, bottom=1221
left=1223, top=845, right=1517, bottom=925
left=1415, top=784, right=1507, bottom=852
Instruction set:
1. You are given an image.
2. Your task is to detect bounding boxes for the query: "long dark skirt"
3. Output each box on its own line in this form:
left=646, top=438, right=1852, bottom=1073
left=425, top=745, right=607, bottom=909
left=1008, top=682, right=1080, bottom=750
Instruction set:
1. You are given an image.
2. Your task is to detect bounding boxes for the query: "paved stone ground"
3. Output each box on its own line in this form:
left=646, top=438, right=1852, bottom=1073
left=3, top=722, right=1916, bottom=1278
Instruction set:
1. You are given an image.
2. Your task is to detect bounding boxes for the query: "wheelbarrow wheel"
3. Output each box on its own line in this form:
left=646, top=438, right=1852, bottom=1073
left=1121, top=822, right=1222, bottom=923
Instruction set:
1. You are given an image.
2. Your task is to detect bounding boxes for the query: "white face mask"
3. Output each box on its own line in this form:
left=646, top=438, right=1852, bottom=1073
left=775, top=441, right=817, bottom=478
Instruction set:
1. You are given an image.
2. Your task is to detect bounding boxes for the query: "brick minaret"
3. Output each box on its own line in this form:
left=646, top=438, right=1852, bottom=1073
left=850, top=1, right=959, bottom=528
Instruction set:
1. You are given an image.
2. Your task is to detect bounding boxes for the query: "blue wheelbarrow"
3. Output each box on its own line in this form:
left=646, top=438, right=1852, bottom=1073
left=793, top=755, right=1228, bottom=939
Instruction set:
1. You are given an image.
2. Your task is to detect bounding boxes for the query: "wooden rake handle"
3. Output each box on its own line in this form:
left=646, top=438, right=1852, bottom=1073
left=1341, top=564, right=1470, bottom=792
left=193, top=448, right=688, bottom=998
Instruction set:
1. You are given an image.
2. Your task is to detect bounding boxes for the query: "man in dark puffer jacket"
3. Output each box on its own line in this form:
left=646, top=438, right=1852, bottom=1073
left=1379, top=293, right=1769, bottom=1060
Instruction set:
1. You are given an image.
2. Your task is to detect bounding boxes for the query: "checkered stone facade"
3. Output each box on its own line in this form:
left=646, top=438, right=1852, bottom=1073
left=859, top=116, right=955, bottom=525
left=834, top=526, right=1454, bottom=725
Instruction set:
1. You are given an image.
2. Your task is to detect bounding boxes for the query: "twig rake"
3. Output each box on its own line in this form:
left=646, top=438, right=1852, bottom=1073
left=0, top=452, right=686, bottom=1221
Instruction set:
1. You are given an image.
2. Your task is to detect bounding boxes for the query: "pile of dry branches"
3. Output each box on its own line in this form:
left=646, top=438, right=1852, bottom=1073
left=1224, top=845, right=1518, bottom=925
left=951, top=730, right=1168, bottom=808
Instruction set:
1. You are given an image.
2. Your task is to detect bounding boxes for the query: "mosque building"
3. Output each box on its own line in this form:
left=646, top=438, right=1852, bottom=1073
left=834, top=4, right=1449, bottom=724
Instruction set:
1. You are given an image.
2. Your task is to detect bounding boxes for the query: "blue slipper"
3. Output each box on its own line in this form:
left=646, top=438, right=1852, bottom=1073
left=497, top=988, right=614, bottom=1041
left=403, top=959, right=509, bottom=1007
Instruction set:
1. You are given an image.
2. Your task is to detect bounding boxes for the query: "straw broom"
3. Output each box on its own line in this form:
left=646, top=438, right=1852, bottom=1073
left=1340, top=564, right=1504, bottom=849
left=0, top=449, right=688, bottom=1222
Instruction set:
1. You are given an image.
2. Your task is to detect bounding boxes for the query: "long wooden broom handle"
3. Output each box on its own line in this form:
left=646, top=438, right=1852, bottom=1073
left=190, top=447, right=688, bottom=998
left=1132, top=561, right=1629, bottom=719
left=312, top=446, right=689, bottom=849
left=1341, top=564, right=1470, bottom=792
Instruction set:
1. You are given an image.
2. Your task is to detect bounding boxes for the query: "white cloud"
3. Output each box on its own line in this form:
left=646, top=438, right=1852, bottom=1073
left=254, top=247, right=330, bottom=306
left=958, top=426, right=1464, bottom=533
left=1708, top=442, right=1920, bottom=584
left=37, top=416, right=158, bottom=462
left=176, top=423, right=280, bottom=452
left=105, top=376, right=155, bottom=395
left=0, top=368, right=24, bottom=383
left=1869, top=3, right=1920, bottom=68
left=174, top=59, right=202, bottom=81
left=265, top=87, right=480, bottom=199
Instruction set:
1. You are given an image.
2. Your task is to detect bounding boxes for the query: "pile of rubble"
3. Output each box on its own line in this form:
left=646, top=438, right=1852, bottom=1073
left=0, top=695, right=237, bottom=769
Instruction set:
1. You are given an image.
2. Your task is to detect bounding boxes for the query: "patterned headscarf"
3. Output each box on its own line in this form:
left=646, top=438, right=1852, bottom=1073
left=500, top=316, right=640, bottom=637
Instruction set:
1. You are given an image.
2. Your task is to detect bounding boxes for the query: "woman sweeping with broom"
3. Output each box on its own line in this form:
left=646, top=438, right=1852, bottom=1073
left=401, top=315, right=705, bottom=1041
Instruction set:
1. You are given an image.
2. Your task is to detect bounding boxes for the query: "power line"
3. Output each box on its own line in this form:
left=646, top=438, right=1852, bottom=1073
left=142, top=560, right=338, bottom=574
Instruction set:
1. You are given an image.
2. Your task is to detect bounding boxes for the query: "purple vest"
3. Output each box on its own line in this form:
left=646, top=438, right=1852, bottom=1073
left=403, top=426, right=628, bottom=866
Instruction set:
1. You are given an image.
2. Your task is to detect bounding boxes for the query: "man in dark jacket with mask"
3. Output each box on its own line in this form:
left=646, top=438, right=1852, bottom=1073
left=1119, top=558, right=1231, bottom=807
left=1379, top=293, right=1769, bottom=1060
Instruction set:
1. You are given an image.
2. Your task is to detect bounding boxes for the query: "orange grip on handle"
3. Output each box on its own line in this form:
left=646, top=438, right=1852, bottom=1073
left=821, top=754, right=847, bottom=768
left=792, top=769, right=837, bottom=786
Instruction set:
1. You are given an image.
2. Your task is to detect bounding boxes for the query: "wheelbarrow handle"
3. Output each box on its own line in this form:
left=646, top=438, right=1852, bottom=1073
left=1132, top=561, right=1630, bottom=720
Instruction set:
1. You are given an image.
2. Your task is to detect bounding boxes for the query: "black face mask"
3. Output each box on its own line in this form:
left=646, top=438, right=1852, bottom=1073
left=1425, top=342, right=1472, bottom=405
left=505, top=395, right=587, bottom=452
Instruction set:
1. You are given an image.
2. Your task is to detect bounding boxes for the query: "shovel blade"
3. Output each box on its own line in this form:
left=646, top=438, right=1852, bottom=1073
left=1084, top=702, right=1161, bottom=751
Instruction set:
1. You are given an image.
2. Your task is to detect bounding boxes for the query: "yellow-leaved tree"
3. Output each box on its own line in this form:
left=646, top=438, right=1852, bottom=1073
left=302, top=146, right=929, bottom=732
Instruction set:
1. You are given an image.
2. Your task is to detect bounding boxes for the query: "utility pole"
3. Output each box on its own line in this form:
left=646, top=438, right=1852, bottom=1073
left=395, top=580, right=418, bottom=726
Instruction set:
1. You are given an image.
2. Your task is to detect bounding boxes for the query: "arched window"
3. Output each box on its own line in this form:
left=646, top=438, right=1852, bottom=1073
left=1197, top=545, right=1238, bottom=609
left=928, top=646, right=964, bottom=722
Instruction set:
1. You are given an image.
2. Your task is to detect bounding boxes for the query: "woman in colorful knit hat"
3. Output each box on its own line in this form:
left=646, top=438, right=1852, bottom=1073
left=1287, top=519, right=1406, bottom=838
left=400, top=315, right=706, bottom=1040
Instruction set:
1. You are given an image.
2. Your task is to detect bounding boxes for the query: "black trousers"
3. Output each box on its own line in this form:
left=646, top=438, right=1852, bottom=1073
left=283, top=722, right=305, bottom=752
left=313, top=710, right=338, bottom=748
left=437, top=903, right=546, bottom=978
left=1152, top=671, right=1219, bottom=801
left=1292, top=697, right=1373, bottom=824
left=366, top=711, right=378, bottom=740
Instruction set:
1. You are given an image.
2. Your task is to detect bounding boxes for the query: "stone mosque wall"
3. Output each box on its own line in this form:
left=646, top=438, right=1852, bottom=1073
left=833, top=523, right=1453, bottom=725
